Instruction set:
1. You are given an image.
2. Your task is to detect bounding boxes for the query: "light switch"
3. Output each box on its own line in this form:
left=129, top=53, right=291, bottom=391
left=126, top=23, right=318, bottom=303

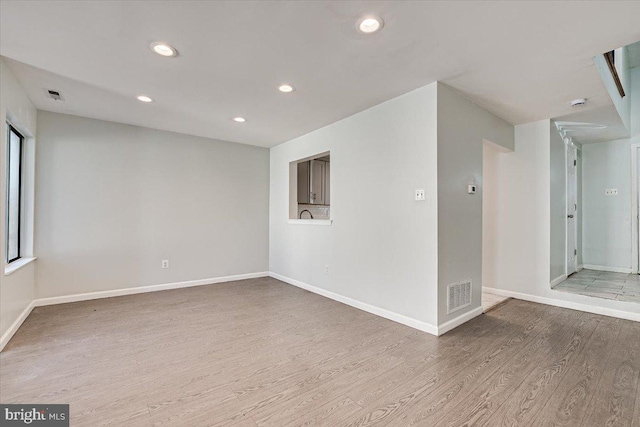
left=415, top=189, right=425, bottom=201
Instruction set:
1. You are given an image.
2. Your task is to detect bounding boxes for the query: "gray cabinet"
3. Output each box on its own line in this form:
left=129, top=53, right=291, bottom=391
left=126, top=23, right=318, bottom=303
left=297, top=159, right=330, bottom=205
left=311, top=160, right=325, bottom=204
left=297, top=161, right=310, bottom=204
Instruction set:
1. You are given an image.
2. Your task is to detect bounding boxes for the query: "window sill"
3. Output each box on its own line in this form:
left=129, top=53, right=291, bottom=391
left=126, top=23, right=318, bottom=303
left=4, top=257, right=37, bottom=276
left=288, top=219, right=333, bottom=226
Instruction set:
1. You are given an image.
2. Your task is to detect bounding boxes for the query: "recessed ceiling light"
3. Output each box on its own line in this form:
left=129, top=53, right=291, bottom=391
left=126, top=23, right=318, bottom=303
left=570, top=98, right=587, bottom=107
left=233, top=117, right=246, bottom=123
left=150, top=42, right=178, bottom=57
left=357, top=16, right=384, bottom=34
left=278, top=84, right=295, bottom=93
left=136, top=95, right=153, bottom=103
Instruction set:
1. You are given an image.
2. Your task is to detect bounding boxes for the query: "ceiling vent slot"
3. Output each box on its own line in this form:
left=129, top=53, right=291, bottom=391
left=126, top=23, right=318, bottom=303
left=47, top=90, right=63, bottom=101
left=447, top=280, right=472, bottom=314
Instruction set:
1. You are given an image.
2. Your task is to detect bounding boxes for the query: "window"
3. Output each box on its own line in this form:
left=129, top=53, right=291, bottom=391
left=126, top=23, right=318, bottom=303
left=289, top=152, right=330, bottom=221
left=6, top=124, right=23, bottom=264
left=604, top=50, right=625, bottom=98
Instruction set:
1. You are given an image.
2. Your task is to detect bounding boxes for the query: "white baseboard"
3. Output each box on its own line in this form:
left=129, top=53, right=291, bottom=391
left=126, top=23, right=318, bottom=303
left=482, top=286, right=640, bottom=323
left=269, top=272, right=440, bottom=336
left=582, top=264, right=632, bottom=274
left=34, top=272, right=270, bottom=307
left=437, top=306, right=484, bottom=335
left=550, top=274, right=567, bottom=287
left=577, top=265, right=584, bottom=272
left=0, top=301, right=35, bottom=352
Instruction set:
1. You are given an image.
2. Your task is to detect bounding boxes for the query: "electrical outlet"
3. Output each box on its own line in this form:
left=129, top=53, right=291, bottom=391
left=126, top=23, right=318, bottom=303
left=325, top=265, right=330, bottom=274
left=605, top=189, right=618, bottom=196
left=415, top=189, right=425, bottom=201
left=161, top=260, right=169, bottom=269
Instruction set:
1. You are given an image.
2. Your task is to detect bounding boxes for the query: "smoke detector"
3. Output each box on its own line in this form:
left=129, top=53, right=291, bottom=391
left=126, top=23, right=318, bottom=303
left=570, top=98, right=587, bottom=107
left=47, top=90, right=63, bottom=101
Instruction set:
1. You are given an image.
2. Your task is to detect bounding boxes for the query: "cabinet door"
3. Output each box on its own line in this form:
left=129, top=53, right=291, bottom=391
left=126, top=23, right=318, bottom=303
left=311, top=160, right=325, bottom=204
left=297, top=161, right=310, bottom=204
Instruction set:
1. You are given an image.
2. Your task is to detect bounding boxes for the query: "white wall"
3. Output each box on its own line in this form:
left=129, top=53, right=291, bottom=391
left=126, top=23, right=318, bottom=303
left=632, top=67, right=640, bottom=139
left=582, top=139, right=632, bottom=270
left=0, top=58, right=37, bottom=342
left=436, top=84, right=514, bottom=325
left=35, top=112, right=269, bottom=298
left=488, top=120, right=638, bottom=321
left=549, top=124, right=567, bottom=280
left=270, top=83, right=440, bottom=330
left=630, top=66, right=640, bottom=273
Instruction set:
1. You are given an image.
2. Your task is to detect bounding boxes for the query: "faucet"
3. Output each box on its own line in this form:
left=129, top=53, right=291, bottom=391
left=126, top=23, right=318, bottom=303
left=299, top=209, right=314, bottom=219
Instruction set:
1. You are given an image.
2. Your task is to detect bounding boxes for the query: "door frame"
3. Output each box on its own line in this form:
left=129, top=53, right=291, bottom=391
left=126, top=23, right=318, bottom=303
left=630, top=143, right=640, bottom=274
left=565, top=141, right=578, bottom=276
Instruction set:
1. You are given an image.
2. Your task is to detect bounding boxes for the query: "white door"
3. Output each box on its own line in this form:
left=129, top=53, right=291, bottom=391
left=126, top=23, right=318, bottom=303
left=566, top=145, right=578, bottom=275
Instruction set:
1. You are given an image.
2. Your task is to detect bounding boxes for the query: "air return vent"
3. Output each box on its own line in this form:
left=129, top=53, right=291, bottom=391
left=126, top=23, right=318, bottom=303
left=447, top=280, right=472, bottom=314
left=47, top=90, right=63, bottom=101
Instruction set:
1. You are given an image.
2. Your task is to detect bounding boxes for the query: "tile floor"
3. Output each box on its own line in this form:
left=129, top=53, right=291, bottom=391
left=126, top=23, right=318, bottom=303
left=553, top=269, right=640, bottom=303
left=482, top=291, right=510, bottom=312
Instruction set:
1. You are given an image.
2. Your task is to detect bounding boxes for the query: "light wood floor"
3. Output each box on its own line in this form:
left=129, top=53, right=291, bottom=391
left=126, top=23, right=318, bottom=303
left=1, top=277, right=639, bottom=426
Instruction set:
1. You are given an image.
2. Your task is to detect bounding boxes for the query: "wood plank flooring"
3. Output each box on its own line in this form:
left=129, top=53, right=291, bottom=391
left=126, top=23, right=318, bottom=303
left=1, top=277, right=638, bottom=426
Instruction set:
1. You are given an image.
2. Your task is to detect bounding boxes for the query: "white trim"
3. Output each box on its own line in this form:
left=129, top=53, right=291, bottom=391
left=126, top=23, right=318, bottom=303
left=437, top=306, right=484, bottom=335
left=4, top=257, right=36, bottom=276
left=287, top=219, right=332, bottom=226
left=582, top=264, right=632, bottom=274
left=269, top=272, right=439, bottom=336
left=631, top=143, right=640, bottom=274
left=482, top=286, right=640, bottom=323
left=577, top=264, right=584, bottom=272
left=34, top=272, right=269, bottom=307
left=550, top=274, right=567, bottom=287
left=0, top=300, right=35, bottom=352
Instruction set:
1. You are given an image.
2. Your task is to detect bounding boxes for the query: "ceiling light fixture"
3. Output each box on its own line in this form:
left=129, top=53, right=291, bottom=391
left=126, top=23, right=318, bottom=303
left=278, top=84, right=295, bottom=93
left=357, top=16, right=384, bottom=34
left=150, top=42, right=178, bottom=57
left=570, top=98, right=587, bottom=107
left=136, top=95, right=153, bottom=103
left=233, top=117, right=246, bottom=123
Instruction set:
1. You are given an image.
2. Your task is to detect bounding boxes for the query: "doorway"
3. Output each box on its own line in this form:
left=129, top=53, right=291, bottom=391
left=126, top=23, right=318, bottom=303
left=566, top=143, right=578, bottom=276
left=482, top=140, right=511, bottom=312
left=631, top=143, right=640, bottom=274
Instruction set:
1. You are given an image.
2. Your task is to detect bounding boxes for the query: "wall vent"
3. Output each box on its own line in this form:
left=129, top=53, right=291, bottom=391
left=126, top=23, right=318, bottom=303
left=47, top=90, right=63, bottom=101
left=447, top=280, right=472, bottom=314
